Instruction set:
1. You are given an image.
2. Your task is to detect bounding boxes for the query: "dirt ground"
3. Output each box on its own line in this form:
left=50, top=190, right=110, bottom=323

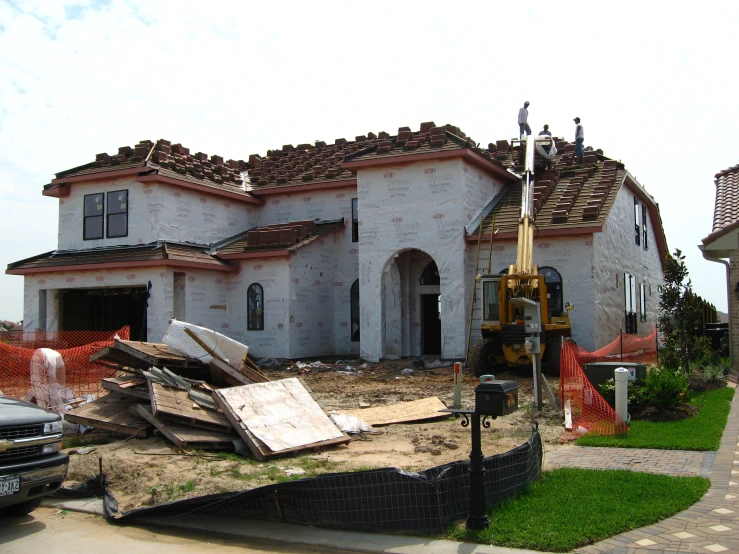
left=64, top=363, right=564, bottom=512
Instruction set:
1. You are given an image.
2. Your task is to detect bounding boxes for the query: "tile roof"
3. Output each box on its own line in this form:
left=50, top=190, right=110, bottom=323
left=214, top=219, right=345, bottom=256
left=7, top=242, right=232, bottom=273
left=245, top=122, right=509, bottom=192
left=50, top=140, right=253, bottom=199
left=712, top=164, right=739, bottom=232
left=471, top=138, right=626, bottom=235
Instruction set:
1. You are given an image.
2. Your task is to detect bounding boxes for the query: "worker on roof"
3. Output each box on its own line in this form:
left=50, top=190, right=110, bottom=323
left=538, top=125, right=552, bottom=154
left=518, top=101, right=531, bottom=140
left=573, top=117, right=584, bottom=163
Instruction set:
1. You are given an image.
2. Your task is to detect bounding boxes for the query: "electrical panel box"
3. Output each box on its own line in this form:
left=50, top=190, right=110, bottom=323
left=509, top=297, right=541, bottom=354
left=474, top=380, right=519, bottom=417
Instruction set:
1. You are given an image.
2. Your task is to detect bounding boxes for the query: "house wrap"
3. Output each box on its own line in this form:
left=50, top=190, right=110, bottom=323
left=7, top=123, right=668, bottom=361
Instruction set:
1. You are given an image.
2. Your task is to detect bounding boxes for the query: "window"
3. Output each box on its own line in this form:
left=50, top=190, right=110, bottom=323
left=83, top=193, right=104, bottom=240
left=624, top=272, right=637, bottom=334
left=482, top=278, right=501, bottom=322
left=539, top=266, right=563, bottom=319
left=639, top=282, right=647, bottom=322
left=107, top=190, right=128, bottom=238
left=351, top=198, right=358, bottom=242
left=633, top=197, right=640, bottom=246
left=350, top=280, right=360, bottom=342
left=420, top=261, right=440, bottom=285
left=247, top=283, right=264, bottom=330
left=641, top=204, right=648, bottom=250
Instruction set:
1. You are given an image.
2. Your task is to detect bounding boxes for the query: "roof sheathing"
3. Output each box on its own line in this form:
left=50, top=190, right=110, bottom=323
left=216, top=219, right=345, bottom=258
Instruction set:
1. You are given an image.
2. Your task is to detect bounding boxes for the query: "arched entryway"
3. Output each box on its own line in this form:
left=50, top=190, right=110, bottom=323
left=381, top=249, right=441, bottom=357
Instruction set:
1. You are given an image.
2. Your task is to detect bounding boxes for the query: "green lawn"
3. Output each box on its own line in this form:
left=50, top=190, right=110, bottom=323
left=448, top=468, right=709, bottom=552
left=575, top=387, right=734, bottom=450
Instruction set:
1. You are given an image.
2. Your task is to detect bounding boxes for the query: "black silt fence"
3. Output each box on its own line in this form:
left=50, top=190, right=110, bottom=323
left=112, top=429, right=542, bottom=533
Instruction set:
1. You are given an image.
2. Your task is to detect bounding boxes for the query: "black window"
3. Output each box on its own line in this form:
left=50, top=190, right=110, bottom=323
left=641, top=204, right=648, bottom=250
left=540, top=266, right=563, bottom=319
left=420, top=261, right=440, bottom=285
left=624, top=272, right=637, bottom=334
left=107, top=190, right=128, bottom=238
left=351, top=198, right=359, bottom=242
left=639, top=282, right=647, bottom=322
left=633, top=197, right=640, bottom=246
left=83, top=193, right=104, bottom=240
left=247, top=283, right=264, bottom=331
left=350, top=280, right=360, bottom=342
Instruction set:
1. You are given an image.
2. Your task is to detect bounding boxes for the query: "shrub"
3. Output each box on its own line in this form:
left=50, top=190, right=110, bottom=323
left=598, top=367, right=688, bottom=411
left=702, top=364, right=726, bottom=384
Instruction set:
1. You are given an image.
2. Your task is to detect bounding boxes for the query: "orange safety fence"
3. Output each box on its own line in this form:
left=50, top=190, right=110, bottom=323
left=569, top=328, right=658, bottom=366
left=0, top=327, right=129, bottom=408
left=559, top=339, right=629, bottom=436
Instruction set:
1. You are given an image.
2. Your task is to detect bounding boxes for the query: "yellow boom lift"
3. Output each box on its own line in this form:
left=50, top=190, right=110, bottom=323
left=474, top=134, right=572, bottom=377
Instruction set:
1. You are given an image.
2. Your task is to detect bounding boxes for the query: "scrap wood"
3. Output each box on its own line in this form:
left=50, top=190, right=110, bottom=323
left=149, top=380, right=231, bottom=430
left=186, top=328, right=270, bottom=384
left=341, top=397, right=448, bottom=426
left=65, top=393, right=151, bottom=437
left=209, top=358, right=252, bottom=385
left=89, top=339, right=205, bottom=371
left=213, top=377, right=349, bottom=461
left=165, top=321, right=249, bottom=367
left=130, top=404, right=235, bottom=450
left=102, top=376, right=150, bottom=400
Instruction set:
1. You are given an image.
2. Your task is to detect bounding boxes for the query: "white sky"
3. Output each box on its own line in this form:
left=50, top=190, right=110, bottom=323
left=1, top=0, right=737, bottom=323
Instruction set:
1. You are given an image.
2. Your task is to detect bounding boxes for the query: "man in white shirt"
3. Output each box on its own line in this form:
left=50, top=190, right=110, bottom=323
left=573, top=117, right=584, bottom=162
left=518, top=101, right=531, bottom=139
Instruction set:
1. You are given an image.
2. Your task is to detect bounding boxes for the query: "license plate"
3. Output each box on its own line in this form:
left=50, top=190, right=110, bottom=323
left=0, top=475, right=20, bottom=496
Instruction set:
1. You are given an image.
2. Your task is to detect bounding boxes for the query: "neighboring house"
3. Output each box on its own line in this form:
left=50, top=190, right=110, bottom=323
left=700, top=164, right=739, bottom=369
left=7, top=124, right=668, bottom=361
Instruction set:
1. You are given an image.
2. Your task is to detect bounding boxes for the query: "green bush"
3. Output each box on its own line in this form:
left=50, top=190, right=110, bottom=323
left=598, top=367, right=688, bottom=411
left=702, top=364, right=726, bottom=384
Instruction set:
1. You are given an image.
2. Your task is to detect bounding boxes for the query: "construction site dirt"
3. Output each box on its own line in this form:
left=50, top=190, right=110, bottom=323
left=64, top=364, right=563, bottom=512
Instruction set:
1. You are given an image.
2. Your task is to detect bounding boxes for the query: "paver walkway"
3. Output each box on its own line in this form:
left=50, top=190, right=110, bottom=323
left=545, top=446, right=715, bottom=478
left=569, top=386, right=739, bottom=554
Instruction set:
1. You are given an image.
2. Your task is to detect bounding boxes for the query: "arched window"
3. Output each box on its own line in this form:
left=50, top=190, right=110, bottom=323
left=539, top=266, right=563, bottom=319
left=497, top=268, right=509, bottom=275
left=350, top=280, right=360, bottom=342
left=420, top=261, right=440, bottom=285
left=247, top=283, right=264, bottom=331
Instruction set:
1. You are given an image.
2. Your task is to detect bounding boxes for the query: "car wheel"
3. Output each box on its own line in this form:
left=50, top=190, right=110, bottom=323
left=0, top=498, right=43, bottom=517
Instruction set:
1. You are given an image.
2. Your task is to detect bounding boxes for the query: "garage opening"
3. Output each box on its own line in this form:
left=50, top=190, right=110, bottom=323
left=59, top=286, right=148, bottom=340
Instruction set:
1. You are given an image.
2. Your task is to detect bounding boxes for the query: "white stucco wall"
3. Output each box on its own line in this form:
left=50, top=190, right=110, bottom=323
left=57, top=179, right=255, bottom=250
left=593, top=183, right=664, bottom=348
left=357, top=158, right=509, bottom=361
left=466, top=235, right=597, bottom=351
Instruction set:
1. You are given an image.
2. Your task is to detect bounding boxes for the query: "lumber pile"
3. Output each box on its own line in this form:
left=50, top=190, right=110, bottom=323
left=67, top=321, right=348, bottom=458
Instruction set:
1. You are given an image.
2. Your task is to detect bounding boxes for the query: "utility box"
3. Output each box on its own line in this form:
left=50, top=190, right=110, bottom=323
left=475, top=380, right=519, bottom=417
left=582, top=362, right=647, bottom=389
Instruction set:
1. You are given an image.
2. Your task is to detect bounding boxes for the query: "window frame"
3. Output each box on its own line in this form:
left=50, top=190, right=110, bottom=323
left=350, top=280, right=360, bottom=342
left=420, top=261, right=440, bottom=285
left=641, top=204, right=648, bottom=250
left=639, top=282, right=647, bottom=322
left=633, top=197, right=641, bottom=246
left=83, top=193, right=105, bottom=241
left=106, top=189, right=129, bottom=238
left=351, top=198, right=359, bottom=242
left=247, top=283, right=264, bottom=331
left=539, top=265, right=564, bottom=319
left=624, top=272, right=638, bottom=334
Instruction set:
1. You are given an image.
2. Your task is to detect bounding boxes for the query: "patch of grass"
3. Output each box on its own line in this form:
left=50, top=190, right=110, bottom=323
left=447, top=468, right=709, bottom=552
left=576, top=387, right=734, bottom=450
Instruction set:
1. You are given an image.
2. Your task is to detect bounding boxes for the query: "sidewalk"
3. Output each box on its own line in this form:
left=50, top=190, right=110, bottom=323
left=574, top=385, right=739, bottom=553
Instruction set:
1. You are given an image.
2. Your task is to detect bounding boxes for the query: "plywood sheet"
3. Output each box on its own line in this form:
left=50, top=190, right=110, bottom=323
left=131, top=404, right=235, bottom=450
left=149, top=381, right=231, bottom=430
left=89, top=340, right=206, bottom=371
left=214, top=378, right=348, bottom=459
left=341, top=397, right=448, bottom=426
left=65, top=393, right=150, bottom=437
left=102, top=376, right=150, bottom=400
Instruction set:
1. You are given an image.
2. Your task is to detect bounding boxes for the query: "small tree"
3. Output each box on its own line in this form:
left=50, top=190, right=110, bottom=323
left=658, top=249, right=703, bottom=370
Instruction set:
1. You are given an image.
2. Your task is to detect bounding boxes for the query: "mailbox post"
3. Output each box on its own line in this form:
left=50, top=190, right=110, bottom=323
left=441, top=377, right=518, bottom=530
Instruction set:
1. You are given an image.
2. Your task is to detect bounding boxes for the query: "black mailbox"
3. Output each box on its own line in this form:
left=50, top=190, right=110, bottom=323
left=475, top=380, right=519, bottom=416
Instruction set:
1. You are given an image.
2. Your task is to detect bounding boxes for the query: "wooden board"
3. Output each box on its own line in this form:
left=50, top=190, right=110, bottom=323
left=89, top=339, right=206, bottom=371
left=213, top=378, right=349, bottom=461
left=130, top=405, right=235, bottom=450
left=102, top=376, right=150, bottom=400
left=149, top=381, right=232, bottom=430
left=341, top=397, right=448, bottom=426
left=65, top=393, right=150, bottom=437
